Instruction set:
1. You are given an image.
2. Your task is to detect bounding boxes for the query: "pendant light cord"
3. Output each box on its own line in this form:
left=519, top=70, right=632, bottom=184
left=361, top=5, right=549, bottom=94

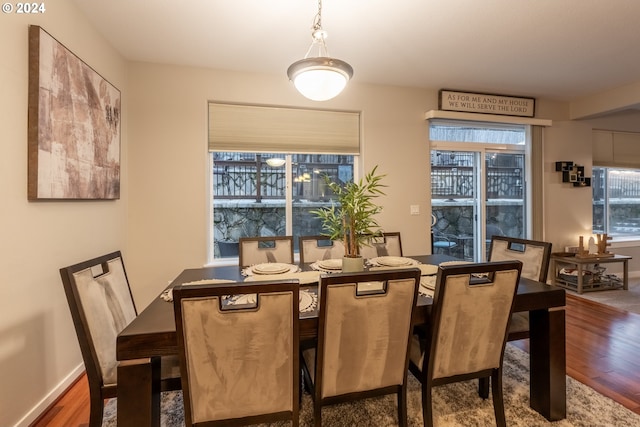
left=305, top=0, right=329, bottom=58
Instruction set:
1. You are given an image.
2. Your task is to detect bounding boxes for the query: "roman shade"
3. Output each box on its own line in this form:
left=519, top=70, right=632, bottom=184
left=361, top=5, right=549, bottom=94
left=593, top=130, right=640, bottom=167
left=208, top=102, right=360, bottom=154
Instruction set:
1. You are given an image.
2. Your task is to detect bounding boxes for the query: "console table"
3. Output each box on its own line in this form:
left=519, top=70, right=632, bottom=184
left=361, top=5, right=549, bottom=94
left=550, top=253, right=631, bottom=294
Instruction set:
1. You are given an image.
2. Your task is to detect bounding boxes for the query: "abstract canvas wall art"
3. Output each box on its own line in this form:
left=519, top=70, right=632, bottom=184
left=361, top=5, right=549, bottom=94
left=28, top=25, right=121, bottom=200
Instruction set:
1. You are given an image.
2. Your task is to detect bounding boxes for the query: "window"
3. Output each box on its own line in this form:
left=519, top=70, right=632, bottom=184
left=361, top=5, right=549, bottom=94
left=593, top=167, right=640, bottom=238
left=208, top=102, right=360, bottom=263
left=211, top=152, right=355, bottom=259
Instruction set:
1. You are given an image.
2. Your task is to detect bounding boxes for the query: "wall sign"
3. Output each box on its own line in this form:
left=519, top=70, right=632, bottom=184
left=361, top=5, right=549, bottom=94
left=439, top=90, right=535, bottom=118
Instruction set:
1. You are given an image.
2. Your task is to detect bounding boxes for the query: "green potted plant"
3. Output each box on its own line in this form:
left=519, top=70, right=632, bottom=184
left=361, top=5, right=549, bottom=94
left=312, top=165, right=387, bottom=271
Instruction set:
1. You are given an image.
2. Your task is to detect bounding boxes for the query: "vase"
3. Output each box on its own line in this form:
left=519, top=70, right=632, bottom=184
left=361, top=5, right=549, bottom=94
left=342, top=256, right=364, bottom=273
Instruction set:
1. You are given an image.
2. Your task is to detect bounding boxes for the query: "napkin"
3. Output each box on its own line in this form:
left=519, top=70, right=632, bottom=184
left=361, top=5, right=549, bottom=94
left=226, top=289, right=318, bottom=312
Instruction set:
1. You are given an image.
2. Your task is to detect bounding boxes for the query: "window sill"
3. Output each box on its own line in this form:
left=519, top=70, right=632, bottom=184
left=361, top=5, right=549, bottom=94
left=609, top=238, right=640, bottom=248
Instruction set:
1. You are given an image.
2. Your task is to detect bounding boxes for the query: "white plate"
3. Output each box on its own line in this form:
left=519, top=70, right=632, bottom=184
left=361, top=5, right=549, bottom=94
left=318, top=259, right=342, bottom=270
left=372, top=256, right=416, bottom=267
left=251, top=263, right=293, bottom=275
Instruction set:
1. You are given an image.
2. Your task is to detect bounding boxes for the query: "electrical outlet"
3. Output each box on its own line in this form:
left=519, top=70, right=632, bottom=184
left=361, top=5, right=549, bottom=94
left=410, top=205, right=420, bottom=215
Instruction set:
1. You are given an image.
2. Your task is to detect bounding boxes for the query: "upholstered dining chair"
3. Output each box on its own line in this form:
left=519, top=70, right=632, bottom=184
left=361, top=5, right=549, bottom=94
left=358, top=231, right=403, bottom=259
left=489, top=235, right=552, bottom=341
left=173, top=280, right=300, bottom=427
left=299, top=235, right=346, bottom=264
left=408, top=261, right=522, bottom=427
left=59, top=251, right=181, bottom=427
left=301, top=268, right=421, bottom=427
left=239, top=235, right=294, bottom=267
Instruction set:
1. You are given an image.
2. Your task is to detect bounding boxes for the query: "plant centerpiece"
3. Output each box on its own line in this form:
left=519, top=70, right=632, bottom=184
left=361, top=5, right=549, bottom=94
left=312, top=165, right=386, bottom=271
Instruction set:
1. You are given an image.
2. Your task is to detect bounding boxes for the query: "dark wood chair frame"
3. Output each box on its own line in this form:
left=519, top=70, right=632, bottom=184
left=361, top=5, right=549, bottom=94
left=298, top=235, right=344, bottom=264
left=489, top=236, right=552, bottom=283
left=408, top=261, right=523, bottom=427
left=302, top=268, right=421, bottom=427
left=378, top=231, right=404, bottom=256
left=489, top=235, right=553, bottom=341
left=59, top=251, right=181, bottom=427
left=173, top=280, right=300, bottom=427
left=238, top=235, right=295, bottom=267
left=358, top=231, right=404, bottom=258
left=479, top=237, right=552, bottom=399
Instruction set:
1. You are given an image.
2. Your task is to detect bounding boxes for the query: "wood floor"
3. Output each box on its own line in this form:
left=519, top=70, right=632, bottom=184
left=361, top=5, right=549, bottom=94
left=31, top=293, right=640, bottom=427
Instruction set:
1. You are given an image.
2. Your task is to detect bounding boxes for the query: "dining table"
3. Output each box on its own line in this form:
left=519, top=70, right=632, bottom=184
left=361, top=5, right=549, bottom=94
left=116, top=254, right=566, bottom=427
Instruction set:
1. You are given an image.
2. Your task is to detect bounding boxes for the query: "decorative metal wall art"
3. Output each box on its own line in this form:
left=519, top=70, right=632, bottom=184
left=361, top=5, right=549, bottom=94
left=555, top=161, right=591, bottom=187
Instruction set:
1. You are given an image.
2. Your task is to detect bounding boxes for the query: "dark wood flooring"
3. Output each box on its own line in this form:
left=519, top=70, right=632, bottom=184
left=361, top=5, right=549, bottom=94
left=31, top=293, right=640, bottom=426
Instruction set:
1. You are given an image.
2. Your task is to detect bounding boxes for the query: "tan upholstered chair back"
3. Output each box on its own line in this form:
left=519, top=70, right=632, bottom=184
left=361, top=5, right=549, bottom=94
left=315, top=269, right=419, bottom=399
left=489, top=236, right=552, bottom=282
left=358, top=232, right=403, bottom=259
left=299, top=235, right=346, bottom=264
left=239, top=236, right=294, bottom=267
left=429, top=261, right=521, bottom=380
left=173, top=281, right=299, bottom=426
left=60, top=252, right=137, bottom=387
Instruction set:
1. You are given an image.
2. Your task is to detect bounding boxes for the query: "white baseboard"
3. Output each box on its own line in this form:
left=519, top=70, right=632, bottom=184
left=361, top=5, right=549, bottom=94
left=13, top=363, right=84, bottom=427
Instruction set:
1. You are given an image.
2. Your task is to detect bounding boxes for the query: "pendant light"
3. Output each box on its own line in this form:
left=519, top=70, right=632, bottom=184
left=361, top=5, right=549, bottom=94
left=287, top=0, right=353, bottom=101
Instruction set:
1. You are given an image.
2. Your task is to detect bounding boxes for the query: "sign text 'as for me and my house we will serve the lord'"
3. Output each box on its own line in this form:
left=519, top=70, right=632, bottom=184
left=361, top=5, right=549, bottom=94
left=439, top=90, right=535, bottom=117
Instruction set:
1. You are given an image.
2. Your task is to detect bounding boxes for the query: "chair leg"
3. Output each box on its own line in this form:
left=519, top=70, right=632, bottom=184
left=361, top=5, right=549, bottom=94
left=478, top=376, right=490, bottom=399
left=292, top=408, right=300, bottom=427
left=314, top=401, right=322, bottom=427
left=299, top=369, right=305, bottom=404
left=397, top=385, right=408, bottom=427
left=491, top=369, right=507, bottom=427
left=88, top=393, right=104, bottom=427
left=422, top=382, right=434, bottom=427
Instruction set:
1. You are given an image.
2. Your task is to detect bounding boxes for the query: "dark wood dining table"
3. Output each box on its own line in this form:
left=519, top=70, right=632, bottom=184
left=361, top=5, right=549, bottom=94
left=116, top=254, right=566, bottom=427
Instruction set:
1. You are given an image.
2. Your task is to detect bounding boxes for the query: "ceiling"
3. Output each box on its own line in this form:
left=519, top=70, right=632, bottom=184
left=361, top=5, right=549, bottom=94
left=73, top=0, right=640, bottom=104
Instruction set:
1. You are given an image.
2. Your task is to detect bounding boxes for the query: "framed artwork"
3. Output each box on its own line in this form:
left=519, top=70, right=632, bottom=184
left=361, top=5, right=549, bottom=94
left=28, top=25, right=121, bottom=200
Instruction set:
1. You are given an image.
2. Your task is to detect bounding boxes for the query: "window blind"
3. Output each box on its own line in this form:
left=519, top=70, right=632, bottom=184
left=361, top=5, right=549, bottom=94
left=593, top=130, right=640, bottom=167
left=208, top=103, right=360, bottom=154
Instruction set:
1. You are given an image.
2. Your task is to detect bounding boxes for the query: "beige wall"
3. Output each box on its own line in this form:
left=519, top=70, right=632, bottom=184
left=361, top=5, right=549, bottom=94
left=0, top=5, right=128, bottom=427
left=5, top=7, right=640, bottom=427
left=543, top=121, right=595, bottom=250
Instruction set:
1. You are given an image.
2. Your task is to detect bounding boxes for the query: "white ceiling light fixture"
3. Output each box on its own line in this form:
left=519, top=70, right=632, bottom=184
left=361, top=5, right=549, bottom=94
left=287, top=0, right=353, bottom=101
left=266, top=157, right=286, bottom=167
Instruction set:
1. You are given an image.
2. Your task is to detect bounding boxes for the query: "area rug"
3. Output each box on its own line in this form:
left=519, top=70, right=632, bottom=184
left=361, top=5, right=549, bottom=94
left=569, top=280, right=640, bottom=316
left=102, top=344, right=640, bottom=426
